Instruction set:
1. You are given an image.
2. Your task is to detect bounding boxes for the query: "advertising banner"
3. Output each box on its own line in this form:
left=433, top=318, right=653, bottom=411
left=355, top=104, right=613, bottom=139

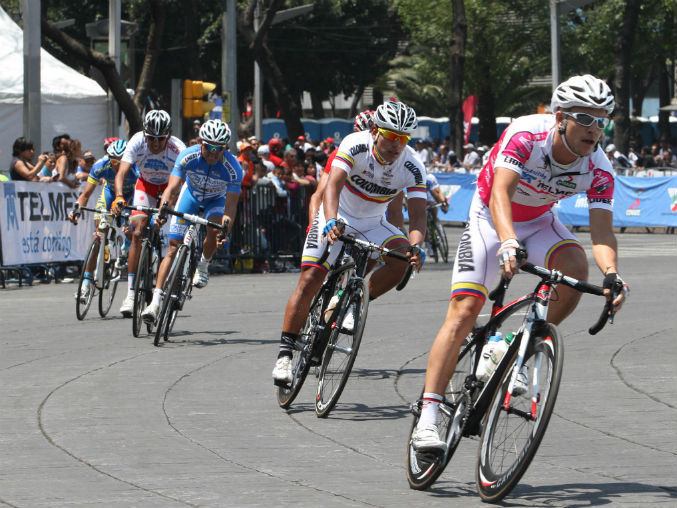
left=555, top=176, right=677, bottom=227
left=0, top=181, right=95, bottom=265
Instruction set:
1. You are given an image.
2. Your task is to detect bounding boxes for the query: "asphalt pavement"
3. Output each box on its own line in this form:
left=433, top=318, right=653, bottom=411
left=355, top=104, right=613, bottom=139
left=0, top=228, right=675, bottom=507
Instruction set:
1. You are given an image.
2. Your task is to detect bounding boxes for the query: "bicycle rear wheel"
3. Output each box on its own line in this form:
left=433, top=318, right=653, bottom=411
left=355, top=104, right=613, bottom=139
left=476, top=323, right=564, bottom=502
left=427, top=222, right=440, bottom=263
left=315, top=279, right=369, bottom=417
left=98, top=233, right=122, bottom=317
left=277, top=292, right=326, bottom=409
left=132, top=241, right=153, bottom=337
left=155, top=246, right=188, bottom=346
left=76, top=238, right=98, bottom=320
left=406, top=334, right=478, bottom=490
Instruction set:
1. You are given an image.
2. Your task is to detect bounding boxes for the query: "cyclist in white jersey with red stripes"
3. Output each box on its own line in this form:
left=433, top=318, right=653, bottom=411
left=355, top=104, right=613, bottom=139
left=112, top=110, right=186, bottom=317
left=272, top=100, right=428, bottom=385
left=412, top=75, right=630, bottom=451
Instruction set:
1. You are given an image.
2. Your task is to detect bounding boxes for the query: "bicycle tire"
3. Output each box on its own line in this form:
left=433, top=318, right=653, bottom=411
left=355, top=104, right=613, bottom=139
left=98, top=232, right=122, bottom=317
left=315, top=279, right=369, bottom=417
left=406, top=335, right=478, bottom=490
left=277, top=291, right=326, bottom=409
left=476, top=323, right=564, bottom=502
left=428, top=223, right=440, bottom=263
left=435, top=220, right=449, bottom=264
left=76, top=238, right=99, bottom=320
left=132, top=241, right=153, bottom=337
left=155, top=245, right=188, bottom=346
left=168, top=243, right=196, bottom=335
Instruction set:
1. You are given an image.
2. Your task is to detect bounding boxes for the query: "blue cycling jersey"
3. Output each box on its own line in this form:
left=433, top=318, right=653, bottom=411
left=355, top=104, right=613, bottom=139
left=171, top=145, right=243, bottom=201
left=87, top=157, right=139, bottom=197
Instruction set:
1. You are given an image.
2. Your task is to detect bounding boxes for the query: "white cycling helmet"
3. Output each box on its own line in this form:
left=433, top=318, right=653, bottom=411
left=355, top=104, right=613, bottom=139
left=551, top=74, right=615, bottom=114
left=143, top=109, right=172, bottom=136
left=374, top=100, right=418, bottom=134
left=354, top=110, right=375, bottom=132
left=199, top=119, right=231, bottom=145
left=106, top=139, right=127, bottom=158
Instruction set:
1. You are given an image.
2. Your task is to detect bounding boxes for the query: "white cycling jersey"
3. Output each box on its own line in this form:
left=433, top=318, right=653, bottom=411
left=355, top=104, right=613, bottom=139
left=121, top=131, right=186, bottom=186
left=331, top=130, right=427, bottom=218
left=477, top=114, right=614, bottom=222
left=425, top=173, right=440, bottom=203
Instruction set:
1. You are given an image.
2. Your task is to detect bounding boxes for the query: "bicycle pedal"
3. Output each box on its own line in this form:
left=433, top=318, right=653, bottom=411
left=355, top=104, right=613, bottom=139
left=410, top=401, right=422, bottom=417
left=273, top=378, right=291, bottom=388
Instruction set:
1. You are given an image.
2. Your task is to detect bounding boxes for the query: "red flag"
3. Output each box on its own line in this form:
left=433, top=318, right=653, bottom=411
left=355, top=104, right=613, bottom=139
left=462, top=95, right=478, bottom=144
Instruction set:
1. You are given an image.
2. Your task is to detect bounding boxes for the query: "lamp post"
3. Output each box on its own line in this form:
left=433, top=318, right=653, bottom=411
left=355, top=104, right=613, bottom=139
left=550, top=0, right=595, bottom=91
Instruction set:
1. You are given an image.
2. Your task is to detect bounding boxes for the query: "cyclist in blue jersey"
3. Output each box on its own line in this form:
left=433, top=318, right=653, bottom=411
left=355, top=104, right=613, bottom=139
left=141, top=119, right=242, bottom=324
left=68, top=140, right=138, bottom=300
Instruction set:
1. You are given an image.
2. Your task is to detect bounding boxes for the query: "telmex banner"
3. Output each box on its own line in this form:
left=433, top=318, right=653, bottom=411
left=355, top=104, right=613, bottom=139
left=414, top=173, right=677, bottom=228
left=0, top=181, right=95, bottom=265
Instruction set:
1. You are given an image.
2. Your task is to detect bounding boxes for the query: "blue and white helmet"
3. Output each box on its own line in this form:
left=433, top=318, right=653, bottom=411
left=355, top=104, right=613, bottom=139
left=374, top=100, right=418, bottom=134
left=106, top=139, right=127, bottom=158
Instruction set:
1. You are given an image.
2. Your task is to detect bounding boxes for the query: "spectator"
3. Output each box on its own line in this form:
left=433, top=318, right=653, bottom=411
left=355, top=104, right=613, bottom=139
left=322, top=137, right=335, bottom=153
left=38, top=152, right=57, bottom=181
left=9, top=137, right=47, bottom=181
left=604, top=144, right=633, bottom=172
left=462, top=143, right=481, bottom=171
left=237, top=141, right=255, bottom=193
left=248, top=135, right=261, bottom=152
left=55, top=138, right=82, bottom=189
left=446, top=149, right=462, bottom=172
left=192, top=119, right=201, bottom=139
left=637, top=146, right=656, bottom=169
left=656, top=148, right=676, bottom=168
left=188, top=138, right=199, bottom=147
left=52, top=133, right=71, bottom=157
left=268, top=138, right=284, bottom=166
left=78, top=151, right=96, bottom=184
left=414, top=139, right=431, bottom=167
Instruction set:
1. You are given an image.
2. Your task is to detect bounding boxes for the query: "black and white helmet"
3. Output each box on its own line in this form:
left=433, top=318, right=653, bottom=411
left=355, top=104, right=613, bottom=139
left=551, top=74, right=615, bottom=114
left=199, top=119, right=231, bottom=145
left=374, top=100, right=418, bottom=134
left=143, top=109, right=172, bottom=136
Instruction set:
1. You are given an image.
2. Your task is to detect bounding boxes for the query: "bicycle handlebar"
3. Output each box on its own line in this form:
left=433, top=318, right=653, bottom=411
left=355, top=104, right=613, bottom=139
left=160, top=206, right=229, bottom=232
left=72, top=204, right=125, bottom=227
left=518, top=261, right=617, bottom=335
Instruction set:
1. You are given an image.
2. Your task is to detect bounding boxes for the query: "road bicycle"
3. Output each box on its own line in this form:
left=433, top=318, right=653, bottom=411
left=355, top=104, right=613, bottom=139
left=405, top=250, right=622, bottom=502
left=153, top=206, right=228, bottom=346
left=125, top=204, right=164, bottom=337
left=73, top=205, right=126, bottom=320
left=276, top=222, right=416, bottom=417
left=425, top=202, right=449, bottom=263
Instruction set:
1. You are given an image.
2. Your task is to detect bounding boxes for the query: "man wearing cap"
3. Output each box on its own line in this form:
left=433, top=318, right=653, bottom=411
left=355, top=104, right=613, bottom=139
left=462, top=143, right=481, bottom=171
left=268, top=138, right=283, bottom=167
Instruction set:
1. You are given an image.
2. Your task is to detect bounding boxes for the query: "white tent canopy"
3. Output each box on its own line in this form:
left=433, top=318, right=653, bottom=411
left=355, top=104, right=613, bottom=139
left=0, top=6, right=108, bottom=174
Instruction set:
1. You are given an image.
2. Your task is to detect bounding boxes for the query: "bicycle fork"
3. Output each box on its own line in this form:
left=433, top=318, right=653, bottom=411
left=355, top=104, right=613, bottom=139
left=502, top=283, right=552, bottom=420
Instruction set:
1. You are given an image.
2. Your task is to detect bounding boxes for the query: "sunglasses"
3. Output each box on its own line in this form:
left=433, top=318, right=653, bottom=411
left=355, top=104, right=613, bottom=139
left=563, top=112, right=609, bottom=129
left=203, top=142, right=225, bottom=153
left=145, top=134, right=168, bottom=141
left=377, top=127, right=411, bottom=145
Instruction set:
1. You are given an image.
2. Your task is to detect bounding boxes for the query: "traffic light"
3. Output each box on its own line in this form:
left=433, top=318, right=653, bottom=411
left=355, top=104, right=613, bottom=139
left=183, top=80, right=217, bottom=118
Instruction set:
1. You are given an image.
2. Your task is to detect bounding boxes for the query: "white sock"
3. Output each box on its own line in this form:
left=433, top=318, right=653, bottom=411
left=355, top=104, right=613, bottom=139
left=151, top=288, right=163, bottom=306
left=127, top=274, right=136, bottom=297
left=419, top=392, right=443, bottom=427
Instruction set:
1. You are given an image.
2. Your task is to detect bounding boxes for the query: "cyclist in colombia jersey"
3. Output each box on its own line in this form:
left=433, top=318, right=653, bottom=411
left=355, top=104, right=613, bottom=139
left=412, top=75, right=630, bottom=452
left=272, top=100, right=428, bottom=385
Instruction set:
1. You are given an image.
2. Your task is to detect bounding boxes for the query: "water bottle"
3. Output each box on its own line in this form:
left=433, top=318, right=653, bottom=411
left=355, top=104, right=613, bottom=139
left=487, top=333, right=516, bottom=376
left=476, top=332, right=503, bottom=382
left=323, top=290, right=343, bottom=323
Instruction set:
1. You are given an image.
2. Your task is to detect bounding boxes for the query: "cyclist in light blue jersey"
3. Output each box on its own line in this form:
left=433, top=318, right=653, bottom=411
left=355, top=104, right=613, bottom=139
left=141, top=120, right=242, bottom=323
left=69, top=140, right=138, bottom=299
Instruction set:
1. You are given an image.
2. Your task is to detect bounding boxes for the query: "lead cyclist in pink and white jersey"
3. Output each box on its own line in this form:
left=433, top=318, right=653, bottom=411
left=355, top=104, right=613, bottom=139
left=112, top=110, right=186, bottom=317
left=412, top=74, right=630, bottom=451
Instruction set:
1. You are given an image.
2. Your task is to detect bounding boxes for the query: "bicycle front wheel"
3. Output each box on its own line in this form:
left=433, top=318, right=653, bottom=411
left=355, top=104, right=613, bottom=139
left=277, top=291, right=326, bottom=409
left=132, top=241, right=153, bottom=337
left=476, top=323, right=564, bottom=502
left=435, top=220, right=449, bottom=263
left=406, top=334, right=478, bottom=490
left=315, top=279, right=369, bottom=418
left=76, top=238, right=98, bottom=320
left=98, top=233, right=122, bottom=317
left=155, top=246, right=188, bottom=346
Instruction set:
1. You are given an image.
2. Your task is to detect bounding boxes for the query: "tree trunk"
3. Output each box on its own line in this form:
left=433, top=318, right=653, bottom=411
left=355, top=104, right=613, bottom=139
left=613, top=0, right=641, bottom=155
left=310, top=92, right=325, bottom=119
left=348, top=85, right=365, bottom=118
left=657, top=60, right=671, bottom=142
left=448, top=0, right=467, bottom=156
left=134, top=0, right=166, bottom=118
left=41, top=19, right=142, bottom=134
left=240, top=0, right=305, bottom=140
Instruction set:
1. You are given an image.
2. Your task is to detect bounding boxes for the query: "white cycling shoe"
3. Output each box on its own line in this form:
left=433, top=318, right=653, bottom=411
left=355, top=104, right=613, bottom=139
left=120, top=294, right=134, bottom=317
left=272, top=356, right=293, bottom=385
left=411, top=423, right=447, bottom=452
left=141, top=302, right=161, bottom=324
left=193, top=264, right=209, bottom=288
